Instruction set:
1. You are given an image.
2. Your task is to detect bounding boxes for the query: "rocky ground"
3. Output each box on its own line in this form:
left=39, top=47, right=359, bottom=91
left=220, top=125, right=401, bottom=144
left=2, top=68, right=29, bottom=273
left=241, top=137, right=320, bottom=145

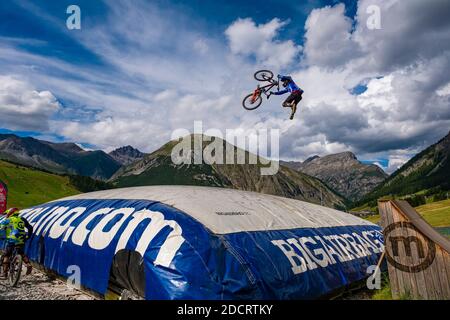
left=0, top=267, right=372, bottom=300
left=0, top=268, right=94, bottom=300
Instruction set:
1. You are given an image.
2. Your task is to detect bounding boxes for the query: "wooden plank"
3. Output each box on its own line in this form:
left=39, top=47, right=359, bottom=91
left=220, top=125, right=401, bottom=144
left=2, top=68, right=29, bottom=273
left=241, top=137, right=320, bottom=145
left=379, top=202, right=397, bottom=297
left=434, top=248, right=450, bottom=298
left=445, top=251, right=450, bottom=299
left=383, top=201, right=402, bottom=298
left=419, top=232, right=439, bottom=299
left=414, top=227, right=435, bottom=299
left=431, top=248, right=444, bottom=298
left=379, top=201, right=398, bottom=297
left=408, top=225, right=429, bottom=299
left=379, top=201, right=388, bottom=230
left=405, top=214, right=425, bottom=299
left=378, top=201, right=398, bottom=297
left=391, top=206, right=413, bottom=298
left=378, top=200, right=450, bottom=299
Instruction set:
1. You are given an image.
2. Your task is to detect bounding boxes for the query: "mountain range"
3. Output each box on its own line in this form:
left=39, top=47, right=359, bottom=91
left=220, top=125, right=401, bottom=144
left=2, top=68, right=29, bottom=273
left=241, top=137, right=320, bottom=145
left=0, top=134, right=121, bottom=180
left=111, top=135, right=347, bottom=209
left=282, top=152, right=388, bottom=201
left=2, top=130, right=449, bottom=210
left=0, top=133, right=345, bottom=208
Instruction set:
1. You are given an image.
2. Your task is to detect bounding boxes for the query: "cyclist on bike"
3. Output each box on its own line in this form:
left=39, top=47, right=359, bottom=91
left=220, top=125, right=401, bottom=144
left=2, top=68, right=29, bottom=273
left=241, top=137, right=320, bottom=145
left=0, top=208, right=33, bottom=278
left=270, top=74, right=304, bottom=120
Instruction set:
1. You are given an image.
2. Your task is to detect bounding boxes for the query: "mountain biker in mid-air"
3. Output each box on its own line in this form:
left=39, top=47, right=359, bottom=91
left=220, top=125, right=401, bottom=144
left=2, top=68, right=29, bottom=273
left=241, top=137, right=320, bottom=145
left=270, top=74, right=304, bottom=120
left=0, top=208, right=33, bottom=278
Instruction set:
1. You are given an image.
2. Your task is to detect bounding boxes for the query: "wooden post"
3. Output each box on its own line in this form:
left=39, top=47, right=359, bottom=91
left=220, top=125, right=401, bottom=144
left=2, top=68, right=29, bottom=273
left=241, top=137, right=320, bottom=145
left=378, top=200, right=450, bottom=300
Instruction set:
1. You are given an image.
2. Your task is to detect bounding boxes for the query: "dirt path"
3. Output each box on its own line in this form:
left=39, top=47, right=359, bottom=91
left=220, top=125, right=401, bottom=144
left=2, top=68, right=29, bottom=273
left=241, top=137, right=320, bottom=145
left=0, top=269, right=94, bottom=300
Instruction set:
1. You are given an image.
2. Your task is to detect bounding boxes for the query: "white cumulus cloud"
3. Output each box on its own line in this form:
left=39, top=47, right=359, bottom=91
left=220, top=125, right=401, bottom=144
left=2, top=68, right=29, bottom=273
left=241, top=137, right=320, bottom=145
left=304, top=4, right=361, bottom=68
left=0, top=75, right=60, bottom=131
left=225, top=18, right=301, bottom=69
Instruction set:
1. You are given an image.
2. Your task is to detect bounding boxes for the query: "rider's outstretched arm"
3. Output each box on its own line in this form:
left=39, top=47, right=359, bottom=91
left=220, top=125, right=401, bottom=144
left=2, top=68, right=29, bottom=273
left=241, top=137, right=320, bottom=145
left=272, top=88, right=288, bottom=95
left=23, top=218, right=33, bottom=239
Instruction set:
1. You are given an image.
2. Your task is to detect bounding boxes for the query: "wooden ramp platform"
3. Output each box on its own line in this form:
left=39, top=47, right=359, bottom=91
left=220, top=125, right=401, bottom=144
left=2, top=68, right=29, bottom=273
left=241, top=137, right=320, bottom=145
left=378, top=200, right=450, bottom=299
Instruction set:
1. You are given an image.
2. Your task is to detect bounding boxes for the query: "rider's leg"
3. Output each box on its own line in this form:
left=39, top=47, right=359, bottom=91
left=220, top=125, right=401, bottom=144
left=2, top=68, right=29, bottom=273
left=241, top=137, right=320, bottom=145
left=282, top=94, right=295, bottom=108
left=17, top=245, right=32, bottom=275
left=290, top=103, right=297, bottom=120
left=2, top=244, right=13, bottom=277
left=289, top=93, right=302, bottom=120
left=23, top=256, right=32, bottom=275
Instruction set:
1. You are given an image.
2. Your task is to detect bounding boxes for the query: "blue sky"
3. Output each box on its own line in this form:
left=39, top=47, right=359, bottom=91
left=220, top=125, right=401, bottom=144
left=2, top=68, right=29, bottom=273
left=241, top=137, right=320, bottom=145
left=1, top=0, right=450, bottom=173
left=0, top=0, right=355, bottom=72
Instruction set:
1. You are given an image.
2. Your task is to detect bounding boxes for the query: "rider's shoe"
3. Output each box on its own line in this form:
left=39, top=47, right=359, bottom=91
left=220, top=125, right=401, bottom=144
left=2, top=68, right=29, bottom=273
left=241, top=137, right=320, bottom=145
left=26, top=265, right=33, bottom=275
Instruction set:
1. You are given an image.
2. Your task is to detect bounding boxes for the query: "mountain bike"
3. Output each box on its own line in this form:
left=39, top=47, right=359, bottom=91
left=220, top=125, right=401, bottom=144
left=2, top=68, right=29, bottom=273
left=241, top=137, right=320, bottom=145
left=0, top=244, right=24, bottom=287
left=242, top=70, right=279, bottom=110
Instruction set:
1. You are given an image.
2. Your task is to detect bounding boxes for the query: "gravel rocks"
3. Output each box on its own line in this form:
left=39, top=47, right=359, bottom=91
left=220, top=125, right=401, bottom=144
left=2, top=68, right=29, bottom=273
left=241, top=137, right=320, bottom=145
left=0, top=268, right=94, bottom=300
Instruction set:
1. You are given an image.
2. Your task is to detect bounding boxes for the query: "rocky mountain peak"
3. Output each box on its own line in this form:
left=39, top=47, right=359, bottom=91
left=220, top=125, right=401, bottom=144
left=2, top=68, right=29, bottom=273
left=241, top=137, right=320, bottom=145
left=44, top=142, right=84, bottom=155
left=109, top=145, right=146, bottom=166
left=334, top=151, right=357, bottom=161
left=289, top=151, right=387, bottom=201
left=304, top=155, right=319, bottom=164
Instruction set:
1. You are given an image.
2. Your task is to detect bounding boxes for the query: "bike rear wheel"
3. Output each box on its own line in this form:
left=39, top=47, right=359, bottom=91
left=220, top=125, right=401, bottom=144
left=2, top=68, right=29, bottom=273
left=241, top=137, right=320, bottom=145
left=8, top=254, right=22, bottom=287
left=254, top=70, right=274, bottom=81
left=242, top=93, right=263, bottom=110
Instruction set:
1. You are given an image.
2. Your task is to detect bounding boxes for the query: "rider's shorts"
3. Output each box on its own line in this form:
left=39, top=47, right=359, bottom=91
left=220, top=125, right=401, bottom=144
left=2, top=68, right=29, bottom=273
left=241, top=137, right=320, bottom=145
left=283, top=90, right=303, bottom=106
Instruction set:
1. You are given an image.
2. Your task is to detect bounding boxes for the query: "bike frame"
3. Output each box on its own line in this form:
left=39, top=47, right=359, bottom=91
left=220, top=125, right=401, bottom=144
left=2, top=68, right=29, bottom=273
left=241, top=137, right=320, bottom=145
left=259, top=81, right=278, bottom=96
left=251, top=79, right=278, bottom=102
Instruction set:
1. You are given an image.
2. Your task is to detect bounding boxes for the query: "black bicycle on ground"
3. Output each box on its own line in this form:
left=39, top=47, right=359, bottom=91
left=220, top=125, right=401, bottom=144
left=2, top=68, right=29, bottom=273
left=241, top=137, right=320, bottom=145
left=242, top=70, right=279, bottom=110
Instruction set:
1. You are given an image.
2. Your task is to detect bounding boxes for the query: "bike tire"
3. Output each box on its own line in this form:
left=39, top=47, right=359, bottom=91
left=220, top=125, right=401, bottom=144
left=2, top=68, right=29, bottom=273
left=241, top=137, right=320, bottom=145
left=254, top=70, right=274, bottom=82
left=242, top=93, right=263, bottom=110
left=8, top=254, right=22, bottom=287
left=0, top=253, right=3, bottom=276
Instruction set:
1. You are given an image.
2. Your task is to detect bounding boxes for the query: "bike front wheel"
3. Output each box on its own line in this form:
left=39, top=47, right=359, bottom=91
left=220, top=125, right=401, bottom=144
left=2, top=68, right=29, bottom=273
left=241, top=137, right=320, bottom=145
left=242, top=93, right=263, bottom=110
left=254, top=70, right=274, bottom=82
left=8, top=254, right=22, bottom=287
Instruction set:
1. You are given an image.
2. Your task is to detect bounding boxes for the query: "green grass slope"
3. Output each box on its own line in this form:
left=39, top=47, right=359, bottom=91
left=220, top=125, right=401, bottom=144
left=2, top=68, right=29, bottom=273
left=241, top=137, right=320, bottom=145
left=0, top=160, right=80, bottom=209
left=363, top=198, right=450, bottom=231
